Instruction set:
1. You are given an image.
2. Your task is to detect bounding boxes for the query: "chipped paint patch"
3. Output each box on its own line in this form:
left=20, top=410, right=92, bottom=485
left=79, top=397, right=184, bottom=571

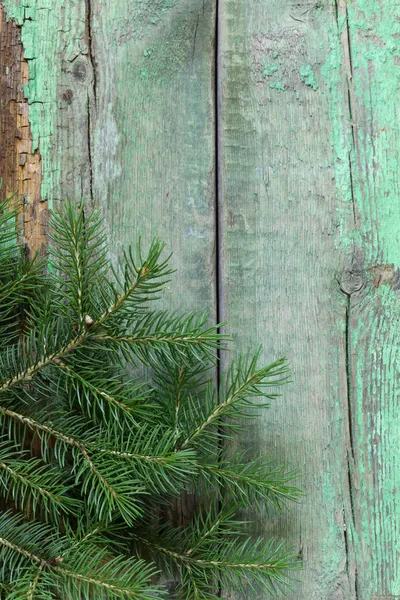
left=269, top=81, right=285, bottom=91
left=299, top=64, right=319, bottom=90
left=0, top=5, right=47, bottom=255
left=2, top=0, right=62, bottom=206
left=367, top=264, right=400, bottom=292
left=263, top=63, right=278, bottom=77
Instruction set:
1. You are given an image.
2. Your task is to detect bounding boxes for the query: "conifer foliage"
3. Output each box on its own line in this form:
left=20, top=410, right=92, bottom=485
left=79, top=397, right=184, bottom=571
left=0, top=196, right=300, bottom=599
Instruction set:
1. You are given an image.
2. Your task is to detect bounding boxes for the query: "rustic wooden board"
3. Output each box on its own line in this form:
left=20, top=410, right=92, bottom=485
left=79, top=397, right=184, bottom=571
left=1, top=0, right=217, bottom=313
left=2, top=0, right=400, bottom=598
left=1, top=0, right=217, bottom=527
left=218, top=1, right=351, bottom=597
left=337, top=1, right=400, bottom=598
left=89, top=0, right=216, bottom=318
left=219, top=0, right=400, bottom=599
left=88, top=0, right=217, bottom=529
left=1, top=0, right=93, bottom=209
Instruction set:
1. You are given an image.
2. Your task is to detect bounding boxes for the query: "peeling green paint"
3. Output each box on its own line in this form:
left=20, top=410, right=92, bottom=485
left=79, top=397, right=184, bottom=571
left=263, top=63, right=278, bottom=77
left=269, top=81, right=285, bottom=91
left=2, top=0, right=61, bottom=205
left=321, top=1, right=400, bottom=596
left=1, top=0, right=185, bottom=207
left=299, top=64, right=319, bottom=90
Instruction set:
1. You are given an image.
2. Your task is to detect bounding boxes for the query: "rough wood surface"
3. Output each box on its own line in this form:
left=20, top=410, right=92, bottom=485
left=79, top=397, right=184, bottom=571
left=89, top=0, right=217, bottom=531
left=1, top=0, right=217, bottom=530
left=219, top=0, right=400, bottom=598
left=89, top=0, right=216, bottom=318
left=2, top=0, right=400, bottom=598
left=335, top=1, right=400, bottom=598
left=0, top=5, right=46, bottom=255
left=2, top=0, right=94, bottom=207
left=219, top=1, right=351, bottom=597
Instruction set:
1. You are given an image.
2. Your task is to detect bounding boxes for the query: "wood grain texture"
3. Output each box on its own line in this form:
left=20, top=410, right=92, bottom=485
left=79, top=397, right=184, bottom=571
left=89, top=0, right=217, bottom=542
left=2, top=0, right=400, bottom=598
left=0, top=5, right=46, bottom=255
left=89, top=0, right=216, bottom=320
left=1, top=0, right=217, bottom=320
left=218, top=1, right=352, bottom=597
left=219, top=0, right=400, bottom=598
left=2, top=0, right=94, bottom=206
left=1, top=0, right=217, bottom=521
left=333, top=1, right=400, bottom=598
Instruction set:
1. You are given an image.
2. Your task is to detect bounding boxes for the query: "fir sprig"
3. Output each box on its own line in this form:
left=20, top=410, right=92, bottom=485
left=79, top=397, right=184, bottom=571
left=0, top=196, right=300, bottom=599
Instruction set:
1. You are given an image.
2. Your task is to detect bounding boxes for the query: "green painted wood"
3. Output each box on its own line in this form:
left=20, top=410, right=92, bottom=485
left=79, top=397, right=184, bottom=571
left=1, top=0, right=216, bottom=317
left=2, top=0, right=400, bottom=598
left=218, top=2, right=351, bottom=597
left=332, top=1, right=400, bottom=598
left=219, top=0, right=400, bottom=598
left=1, top=0, right=94, bottom=206
left=1, top=0, right=217, bottom=531
left=90, top=0, right=217, bottom=319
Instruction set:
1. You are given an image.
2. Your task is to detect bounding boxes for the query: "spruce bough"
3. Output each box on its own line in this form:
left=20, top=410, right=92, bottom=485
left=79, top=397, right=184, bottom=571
left=0, top=196, right=300, bottom=599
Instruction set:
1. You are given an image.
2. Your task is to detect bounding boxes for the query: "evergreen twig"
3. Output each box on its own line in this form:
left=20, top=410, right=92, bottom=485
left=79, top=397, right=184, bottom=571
left=0, top=196, right=300, bottom=599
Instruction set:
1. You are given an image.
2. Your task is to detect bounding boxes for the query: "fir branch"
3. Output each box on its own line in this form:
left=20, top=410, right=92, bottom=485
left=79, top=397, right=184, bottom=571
left=180, top=353, right=289, bottom=450
left=0, top=513, right=163, bottom=599
left=94, top=311, right=225, bottom=368
left=200, top=455, right=301, bottom=509
left=27, top=565, right=44, bottom=600
left=0, top=406, right=145, bottom=525
left=0, top=454, right=78, bottom=519
left=53, top=359, right=142, bottom=425
left=133, top=506, right=299, bottom=598
left=0, top=199, right=300, bottom=598
left=0, top=330, right=87, bottom=394
left=95, top=240, right=170, bottom=327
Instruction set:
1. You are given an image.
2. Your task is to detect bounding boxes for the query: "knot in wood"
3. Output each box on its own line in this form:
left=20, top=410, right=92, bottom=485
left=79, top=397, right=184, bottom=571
left=338, top=269, right=364, bottom=296
left=62, top=89, right=74, bottom=104
left=72, top=60, right=87, bottom=82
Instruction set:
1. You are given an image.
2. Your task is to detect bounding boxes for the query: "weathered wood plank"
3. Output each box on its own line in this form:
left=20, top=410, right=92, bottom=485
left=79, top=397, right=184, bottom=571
left=82, top=0, right=218, bottom=534
left=1, top=0, right=93, bottom=208
left=219, top=0, right=400, bottom=598
left=90, top=0, right=216, bottom=321
left=218, top=1, right=353, bottom=598
left=0, top=5, right=46, bottom=255
left=332, top=1, right=400, bottom=597
left=1, top=0, right=217, bottom=531
left=1, top=0, right=217, bottom=533
left=1, top=0, right=217, bottom=338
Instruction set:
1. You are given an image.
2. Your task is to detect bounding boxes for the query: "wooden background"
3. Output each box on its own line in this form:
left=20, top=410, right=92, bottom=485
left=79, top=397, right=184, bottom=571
left=1, top=0, right=400, bottom=598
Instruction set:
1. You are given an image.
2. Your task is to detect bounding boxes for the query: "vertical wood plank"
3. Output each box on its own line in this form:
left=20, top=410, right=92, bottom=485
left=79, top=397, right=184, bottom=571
left=334, top=1, right=400, bottom=597
left=90, top=0, right=216, bottom=318
left=218, top=1, right=353, bottom=598
left=1, top=0, right=217, bottom=531
left=219, top=0, right=400, bottom=598
left=89, top=0, right=217, bottom=532
left=1, top=1, right=93, bottom=207
left=1, top=0, right=217, bottom=334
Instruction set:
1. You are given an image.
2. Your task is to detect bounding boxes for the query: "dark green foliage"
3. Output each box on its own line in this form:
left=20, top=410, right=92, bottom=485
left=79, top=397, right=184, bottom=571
left=0, top=196, right=300, bottom=599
